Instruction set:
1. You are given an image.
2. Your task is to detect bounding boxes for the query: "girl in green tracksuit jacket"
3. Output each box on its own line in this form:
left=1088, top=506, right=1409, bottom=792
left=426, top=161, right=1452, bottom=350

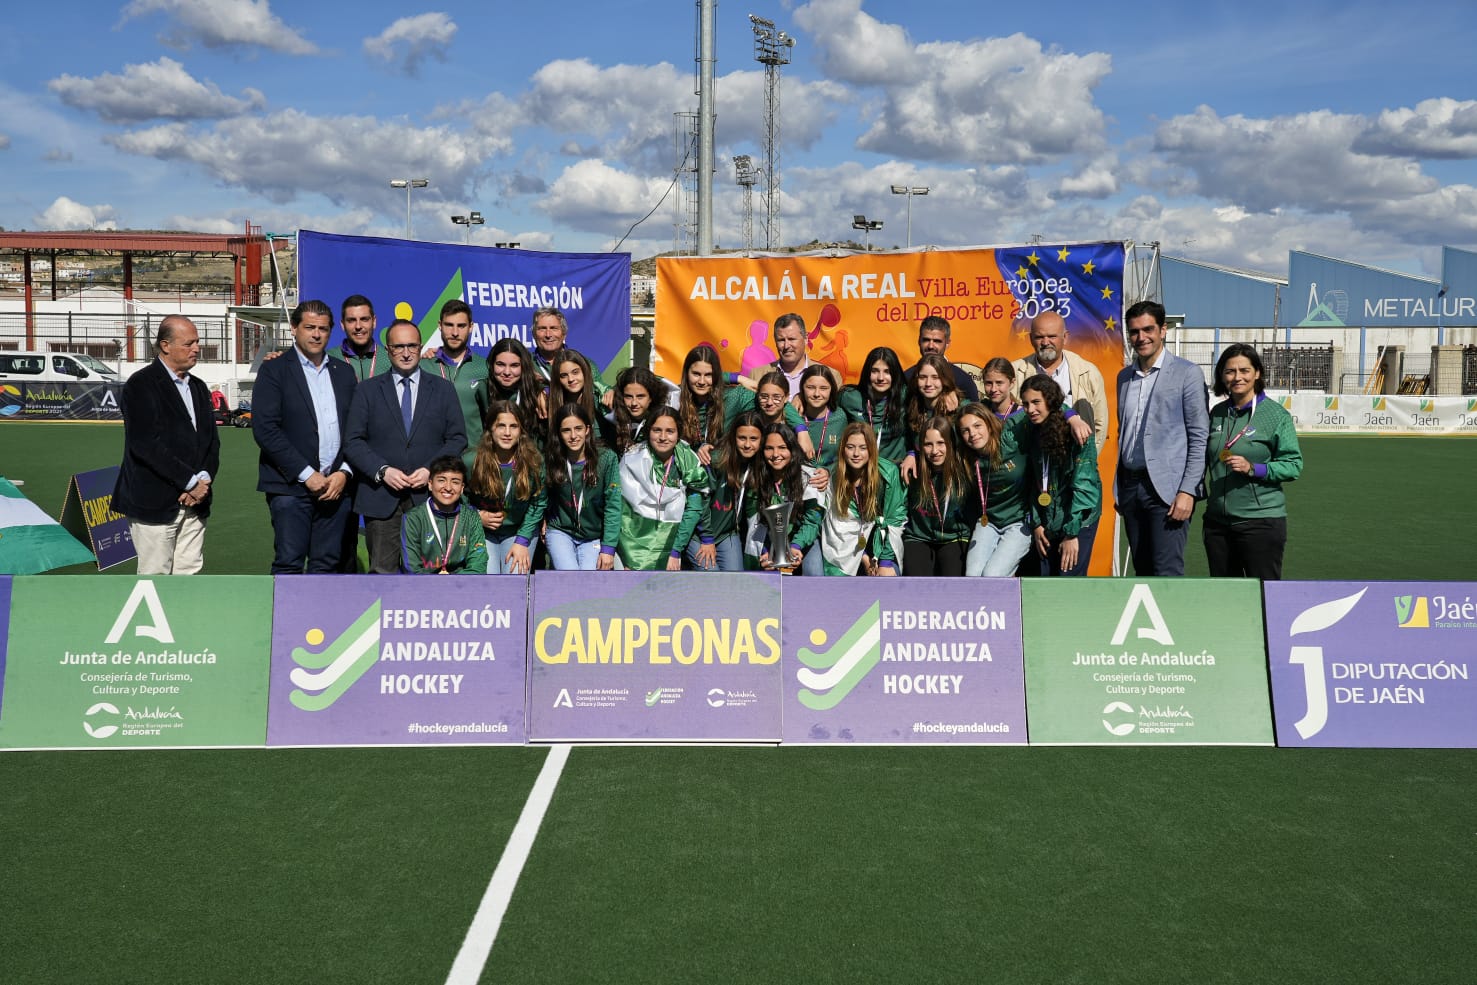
left=544, top=402, right=623, bottom=571
left=839, top=346, right=911, bottom=466
left=903, top=414, right=973, bottom=576
left=688, top=410, right=764, bottom=572
left=820, top=421, right=907, bottom=575
left=1020, top=375, right=1100, bottom=577
left=747, top=422, right=824, bottom=574
left=1203, top=343, right=1303, bottom=579
left=467, top=399, right=547, bottom=574
left=618, top=406, right=709, bottom=571
left=797, top=364, right=843, bottom=471
left=957, top=397, right=1034, bottom=577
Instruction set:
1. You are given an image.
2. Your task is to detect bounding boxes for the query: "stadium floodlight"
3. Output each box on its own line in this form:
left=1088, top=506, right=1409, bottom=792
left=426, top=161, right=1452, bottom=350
left=389, top=178, right=429, bottom=239
left=851, top=214, right=883, bottom=250
left=889, top=185, right=929, bottom=248
left=450, top=211, right=484, bottom=244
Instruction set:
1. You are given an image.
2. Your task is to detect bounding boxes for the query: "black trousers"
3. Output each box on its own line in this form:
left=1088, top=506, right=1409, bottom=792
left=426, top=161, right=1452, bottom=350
left=903, top=539, right=965, bottom=577
left=1203, top=515, right=1287, bottom=579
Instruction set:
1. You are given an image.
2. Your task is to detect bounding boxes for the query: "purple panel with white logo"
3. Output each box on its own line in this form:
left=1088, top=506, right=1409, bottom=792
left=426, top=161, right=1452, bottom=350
left=1264, top=581, right=1477, bottom=748
left=267, top=576, right=527, bottom=746
left=782, top=578, right=1026, bottom=744
left=528, top=571, right=783, bottom=741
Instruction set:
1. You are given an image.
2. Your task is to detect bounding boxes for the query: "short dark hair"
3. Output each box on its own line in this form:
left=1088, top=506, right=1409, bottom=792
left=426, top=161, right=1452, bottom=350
left=1124, top=300, right=1166, bottom=328
left=1212, top=343, right=1266, bottom=398
left=428, top=455, right=467, bottom=479
left=440, top=299, right=472, bottom=323
left=340, top=294, right=374, bottom=319
left=773, top=312, right=805, bottom=336
left=919, top=315, right=951, bottom=340
left=291, top=299, right=333, bottom=328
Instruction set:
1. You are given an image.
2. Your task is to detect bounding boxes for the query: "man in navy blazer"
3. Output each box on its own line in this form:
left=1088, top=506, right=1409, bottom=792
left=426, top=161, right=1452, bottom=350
left=1115, top=300, right=1210, bottom=575
left=252, top=300, right=359, bottom=573
left=113, top=315, right=221, bottom=574
left=345, top=318, right=467, bottom=573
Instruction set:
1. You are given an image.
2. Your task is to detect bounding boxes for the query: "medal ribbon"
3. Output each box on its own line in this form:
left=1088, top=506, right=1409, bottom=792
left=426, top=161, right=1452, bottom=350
left=656, top=453, right=676, bottom=508
left=424, top=501, right=461, bottom=571
left=975, top=461, right=989, bottom=521
left=1222, top=393, right=1265, bottom=454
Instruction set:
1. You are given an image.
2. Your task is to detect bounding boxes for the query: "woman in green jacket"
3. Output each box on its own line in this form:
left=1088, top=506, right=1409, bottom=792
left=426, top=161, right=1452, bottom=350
left=903, top=414, right=972, bottom=576
left=820, top=422, right=906, bottom=575
left=838, top=346, right=910, bottom=466
left=618, top=406, right=709, bottom=571
left=1204, top=343, right=1303, bottom=579
left=1021, top=375, right=1100, bottom=576
left=544, top=402, right=623, bottom=571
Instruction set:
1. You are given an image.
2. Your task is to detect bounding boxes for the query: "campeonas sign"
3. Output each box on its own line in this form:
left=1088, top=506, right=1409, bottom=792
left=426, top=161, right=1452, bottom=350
left=299, top=230, right=633, bottom=375
left=654, top=243, right=1126, bottom=383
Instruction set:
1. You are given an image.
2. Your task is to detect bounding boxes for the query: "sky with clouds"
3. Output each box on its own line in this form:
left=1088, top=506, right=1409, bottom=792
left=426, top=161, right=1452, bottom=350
left=1, top=0, right=1473, bottom=275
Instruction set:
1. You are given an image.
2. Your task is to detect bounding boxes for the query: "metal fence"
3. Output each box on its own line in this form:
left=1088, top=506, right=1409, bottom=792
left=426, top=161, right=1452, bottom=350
left=0, top=311, right=236, bottom=363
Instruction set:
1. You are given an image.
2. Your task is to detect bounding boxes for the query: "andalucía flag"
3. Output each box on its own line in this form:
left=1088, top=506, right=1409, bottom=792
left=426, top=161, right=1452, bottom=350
left=0, top=477, right=94, bottom=574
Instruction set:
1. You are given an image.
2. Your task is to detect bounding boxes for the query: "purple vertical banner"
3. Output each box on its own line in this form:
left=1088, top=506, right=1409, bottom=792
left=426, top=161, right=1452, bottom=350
left=528, top=571, right=783, bottom=741
left=71, top=466, right=134, bottom=569
left=782, top=578, right=1026, bottom=744
left=1264, top=581, right=1477, bottom=748
left=267, top=576, right=527, bottom=746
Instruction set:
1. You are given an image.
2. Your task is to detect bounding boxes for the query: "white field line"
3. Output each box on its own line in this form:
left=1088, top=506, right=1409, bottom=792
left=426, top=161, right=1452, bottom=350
left=444, top=743, right=571, bottom=985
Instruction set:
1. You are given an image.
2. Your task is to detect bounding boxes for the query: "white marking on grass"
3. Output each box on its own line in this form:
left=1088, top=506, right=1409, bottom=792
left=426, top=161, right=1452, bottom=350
left=444, top=743, right=571, bottom=985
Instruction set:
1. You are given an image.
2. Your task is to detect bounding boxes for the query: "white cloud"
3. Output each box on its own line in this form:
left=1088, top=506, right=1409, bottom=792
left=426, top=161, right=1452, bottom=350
left=43, top=148, right=73, bottom=162
left=794, top=0, right=1111, bottom=165
left=1057, top=155, right=1119, bottom=199
left=121, top=0, right=316, bottom=55
left=1356, top=98, right=1477, bottom=160
left=49, top=58, right=265, bottom=124
left=363, top=13, right=458, bottom=76
left=538, top=159, right=679, bottom=237
left=36, top=196, right=118, bottom=230
left=106, top=109, right=512, bottom=207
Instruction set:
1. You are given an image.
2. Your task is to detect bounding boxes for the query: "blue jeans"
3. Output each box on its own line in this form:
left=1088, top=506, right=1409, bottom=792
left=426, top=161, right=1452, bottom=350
left=685, top=533, right=745, bottom=571
left=966, top=520, right=1033, bottom=577
left=546, top=528, right=621, bottom=570
left=1033, top=518, right=1099, bottom=577
left=487, top=531, right=540, bottom=574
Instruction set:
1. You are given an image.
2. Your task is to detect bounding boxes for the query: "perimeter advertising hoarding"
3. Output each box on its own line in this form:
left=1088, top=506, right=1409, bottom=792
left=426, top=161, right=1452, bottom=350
left=781, top=578, right=1026, bottom=744
left=655, top=244, right=1126, bottom=575
left=0, top=381, right=122, bottom=421
left=1273, top=393, right=1477, bottom=435
left=298, top=230, right=633, bottom=376
left=528, top=571, right=783, bottom=741
left=1022, top=579, right=1273, bottom=745
left=266, top=576, right=527, bottom=746
left=1263, top=582, right=1477, bottom=748
left=0, top=577, right=271, bottom=749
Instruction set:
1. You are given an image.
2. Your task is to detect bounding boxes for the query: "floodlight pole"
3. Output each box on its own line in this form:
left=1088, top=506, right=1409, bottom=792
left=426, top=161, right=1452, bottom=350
left=390, top=177, right=429, bottom=239
left=451, top=211, right=484, bottom=244
left=889, top=185, right=929, bottom=248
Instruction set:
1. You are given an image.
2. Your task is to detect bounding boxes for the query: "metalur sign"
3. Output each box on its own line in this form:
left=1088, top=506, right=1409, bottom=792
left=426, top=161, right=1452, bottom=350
left=267, top=576, right=527, bottom=746
left=1023, top=579, right=1274, bottom=745
left=528, top=571, right=783, bottom=741
left=781, top=578, right=1026, bottom=744
left=0, top=577, right=271, bottom=749
left=1263, top=581, right=1477, bottom=748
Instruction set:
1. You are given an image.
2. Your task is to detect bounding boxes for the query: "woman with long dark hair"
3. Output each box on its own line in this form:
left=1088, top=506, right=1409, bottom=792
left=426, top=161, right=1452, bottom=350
left=839, top=346, right=910, bottom=465
left=687, top=410, right=763, bottom=572
left=749, top=422, right=823, bottom=574
left=610, top=366, right=675, bottom=455
left=1020, top=374, right=1100, bottom=576
left=478, top=338, right=545, bottom=436
left=617, top=405, right=708, bottom=570
left=543, top=402, right=622, bottom=570
left=467, top=398, right=546, bottom=574
left=957, top=401, right=1033, bottom=577
left=902, top=414, right=971, bottom=576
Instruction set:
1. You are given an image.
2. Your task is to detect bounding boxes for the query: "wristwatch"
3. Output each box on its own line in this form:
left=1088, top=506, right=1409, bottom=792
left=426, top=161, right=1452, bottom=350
left=375, top=465, right=389, bottom=483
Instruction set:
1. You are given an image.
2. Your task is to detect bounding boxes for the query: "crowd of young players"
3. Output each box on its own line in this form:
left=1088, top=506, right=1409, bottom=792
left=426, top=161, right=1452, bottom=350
left=380, top=300, right=1106, bottom=577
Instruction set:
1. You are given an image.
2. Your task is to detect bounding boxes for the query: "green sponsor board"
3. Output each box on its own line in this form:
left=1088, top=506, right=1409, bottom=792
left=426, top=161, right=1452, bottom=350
left=1022, top=579, right=1273, bottom=745
left=0, top=577, right=272, bottom=749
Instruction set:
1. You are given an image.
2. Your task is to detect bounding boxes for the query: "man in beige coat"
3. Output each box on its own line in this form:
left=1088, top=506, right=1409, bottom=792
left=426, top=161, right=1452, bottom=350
left=1011, top=311, right=1109, bottom=452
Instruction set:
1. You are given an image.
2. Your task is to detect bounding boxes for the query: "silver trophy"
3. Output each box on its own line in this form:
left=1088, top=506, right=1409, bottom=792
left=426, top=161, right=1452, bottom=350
left=760, top=501, right=797, bottom=572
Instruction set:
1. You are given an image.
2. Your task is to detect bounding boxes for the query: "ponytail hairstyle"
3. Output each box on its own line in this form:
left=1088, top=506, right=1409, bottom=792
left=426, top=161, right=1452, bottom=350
left=798, top=363, right=840, bottom=419
left=754, top=369, right=791, bottom=426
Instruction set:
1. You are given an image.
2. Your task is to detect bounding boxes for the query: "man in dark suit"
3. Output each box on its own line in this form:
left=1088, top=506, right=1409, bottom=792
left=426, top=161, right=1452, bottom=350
left=252, top=299, right=359, bottom=573
left=345, top=318, right=467, bottom=573
left=1116, top=300, right=1210, bottom=575
left=113, top=315, right=221, bottom=574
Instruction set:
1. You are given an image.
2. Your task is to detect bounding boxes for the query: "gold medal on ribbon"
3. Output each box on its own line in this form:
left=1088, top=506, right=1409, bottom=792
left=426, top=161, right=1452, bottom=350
left=1037, top=492, right=1052, bottom=507
left=979, top=515, right=989, bottom=528
left=1219, top=448, right=1233, bottom=463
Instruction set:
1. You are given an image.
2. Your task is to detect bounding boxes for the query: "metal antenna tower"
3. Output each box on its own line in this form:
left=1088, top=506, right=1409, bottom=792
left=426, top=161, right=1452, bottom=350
left=750, top=14, right=794, bottom=250
left=735, top=155, right=759, bottom=252
left=673, top=111, right=700, bottom=254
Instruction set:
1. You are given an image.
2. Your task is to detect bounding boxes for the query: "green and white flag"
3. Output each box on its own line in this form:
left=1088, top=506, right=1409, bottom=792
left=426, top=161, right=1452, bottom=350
left=0, top=477, right=94, bottom=574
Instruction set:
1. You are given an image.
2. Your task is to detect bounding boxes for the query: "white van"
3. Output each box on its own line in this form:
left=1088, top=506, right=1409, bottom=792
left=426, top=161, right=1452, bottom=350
left=0, top=351, right=122, bottom=385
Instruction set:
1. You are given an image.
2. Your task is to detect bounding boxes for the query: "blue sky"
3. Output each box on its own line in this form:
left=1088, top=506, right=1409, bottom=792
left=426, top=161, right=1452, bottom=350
left=1, top=0, right=1474, bottom=274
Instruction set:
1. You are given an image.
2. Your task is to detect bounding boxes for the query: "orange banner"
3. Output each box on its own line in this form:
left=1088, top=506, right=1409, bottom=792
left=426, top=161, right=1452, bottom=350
left=655, top=244, right=1128, bottom=574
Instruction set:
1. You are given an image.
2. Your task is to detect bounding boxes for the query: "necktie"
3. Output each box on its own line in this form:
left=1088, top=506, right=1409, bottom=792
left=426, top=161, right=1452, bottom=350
left=400, top=377, right=413, bottom=435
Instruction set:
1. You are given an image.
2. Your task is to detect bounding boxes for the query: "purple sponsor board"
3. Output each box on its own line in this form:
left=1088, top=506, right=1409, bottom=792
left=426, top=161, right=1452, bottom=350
left=1264, top=581, right=1477, bottom=748
left=528, top=571, right=782, bottom=741
left=782, top=578, right=1026, bottom=744
left=72, top=467, right=134, bottom=569
left=267, top=576, right=527, bottom=746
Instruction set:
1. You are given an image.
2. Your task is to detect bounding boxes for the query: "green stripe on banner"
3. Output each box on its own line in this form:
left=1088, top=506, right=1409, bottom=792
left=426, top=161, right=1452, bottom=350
left=0, top=478, right=95, bottom=575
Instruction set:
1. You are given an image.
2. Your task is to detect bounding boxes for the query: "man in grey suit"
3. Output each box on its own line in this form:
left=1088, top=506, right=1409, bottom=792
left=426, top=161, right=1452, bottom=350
left=345, top=319, right=467, bottom=573
left=1115, top=300, right=1209, bottom=576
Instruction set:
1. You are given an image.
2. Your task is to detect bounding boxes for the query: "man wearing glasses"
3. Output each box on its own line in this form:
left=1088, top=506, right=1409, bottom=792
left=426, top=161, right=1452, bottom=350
left=345, top=319, right=467, bottom=573
left=112, top=315, right=221, bottom=574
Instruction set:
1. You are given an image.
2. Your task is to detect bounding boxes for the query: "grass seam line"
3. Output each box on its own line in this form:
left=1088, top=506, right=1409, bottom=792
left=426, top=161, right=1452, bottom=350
left=443, top=743, right=571, bottom=985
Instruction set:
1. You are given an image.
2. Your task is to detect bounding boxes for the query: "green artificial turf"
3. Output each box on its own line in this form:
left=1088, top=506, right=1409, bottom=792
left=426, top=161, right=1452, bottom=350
left=489, top=746, right=1477, bottom=985
left=0, top=746, right=547, bottom=985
